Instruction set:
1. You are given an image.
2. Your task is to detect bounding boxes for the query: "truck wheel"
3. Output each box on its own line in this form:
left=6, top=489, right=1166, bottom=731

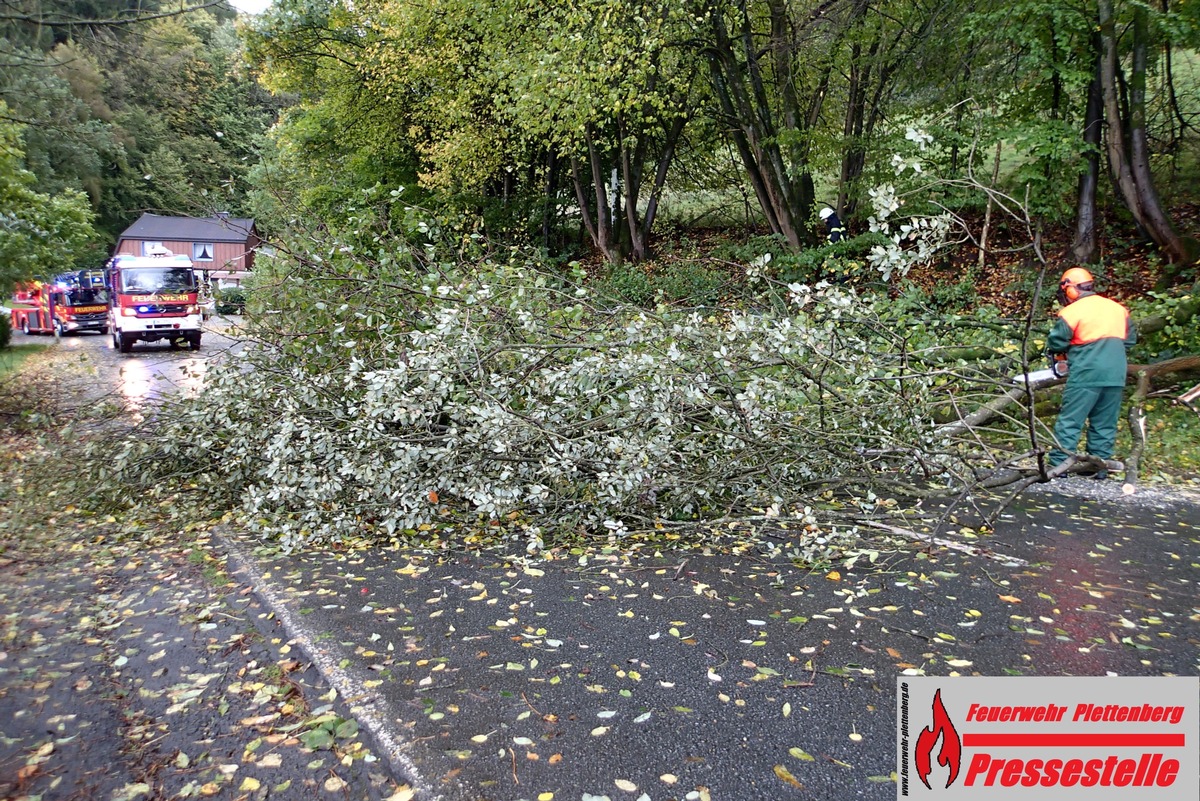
left=21, top=317, right=30, bottom=335
left=119, top=333, right=134, bottom=354
left=99, top=326, right=108, bottom=335
left=189, top=333, right=201, bottom=351
left=53, top=320, right=63, bottom=339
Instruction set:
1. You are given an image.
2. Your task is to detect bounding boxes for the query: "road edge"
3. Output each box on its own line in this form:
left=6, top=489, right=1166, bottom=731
left=219, top=529, right=441, bottom=801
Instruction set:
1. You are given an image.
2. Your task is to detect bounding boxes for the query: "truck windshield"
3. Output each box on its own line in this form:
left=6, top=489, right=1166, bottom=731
left=65, top=288, right=108, bottom=305
left=120, top=268, right=196, bottom=293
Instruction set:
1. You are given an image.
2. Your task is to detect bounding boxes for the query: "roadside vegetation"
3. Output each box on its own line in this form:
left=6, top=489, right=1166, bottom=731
left=1, top=1, right=1198, bottom=555
left=0, top=343, right=53, bottom=378
left=76, top=184, right=1200, bottom=555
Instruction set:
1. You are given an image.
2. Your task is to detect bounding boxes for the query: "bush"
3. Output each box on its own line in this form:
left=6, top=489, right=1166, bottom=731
left=654, top=262, right=727, bottom=306
left=215, top=286, right=247, bottom=315
left=896, top=273, right=981, bottom=312
left=0, top=313, right=10, bottom=350
left=771, top=233, right=892, bottom=285
left=1128, top=291, right=1200, bottom=362
left=600, top=262, right=655, bottom=306
left=597, top=261, right=728, bottom=307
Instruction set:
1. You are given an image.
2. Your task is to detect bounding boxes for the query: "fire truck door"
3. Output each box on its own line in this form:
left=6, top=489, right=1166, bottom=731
left=48, top=292, right=61, bottom=336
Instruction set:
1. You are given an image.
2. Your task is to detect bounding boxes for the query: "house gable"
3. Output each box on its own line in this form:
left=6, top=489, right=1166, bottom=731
left=116, top=213, right=260, bottom=285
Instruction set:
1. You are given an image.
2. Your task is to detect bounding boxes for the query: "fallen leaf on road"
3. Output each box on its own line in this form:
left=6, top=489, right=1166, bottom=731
left=774, top=764, right=803, bottom=788
left=789, top=747, right=815, bottom=762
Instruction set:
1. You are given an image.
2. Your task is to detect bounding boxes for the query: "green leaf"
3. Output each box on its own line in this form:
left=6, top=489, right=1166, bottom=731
left=299, top=728, right=335, bottom=750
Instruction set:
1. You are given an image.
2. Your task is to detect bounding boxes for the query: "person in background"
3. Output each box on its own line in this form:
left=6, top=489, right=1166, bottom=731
left=818, top=206, right=845, bottom=244
left=1046, top=267, right=1136, bottom=479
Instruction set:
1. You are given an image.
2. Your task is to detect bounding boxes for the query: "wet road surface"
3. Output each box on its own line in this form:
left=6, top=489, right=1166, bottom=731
left=225, top=490, right=1200, bottom=800
left=4, top=324, right=1196, bottom=800
left=8, top=317, right=245, bottom=409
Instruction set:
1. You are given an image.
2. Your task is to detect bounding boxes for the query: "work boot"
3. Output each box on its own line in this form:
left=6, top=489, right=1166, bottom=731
left=1092, top=470, right=1109, bottom=481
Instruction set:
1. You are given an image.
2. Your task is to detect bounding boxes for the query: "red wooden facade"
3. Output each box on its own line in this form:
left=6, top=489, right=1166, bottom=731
left=114, top=214, right=259, bottom=287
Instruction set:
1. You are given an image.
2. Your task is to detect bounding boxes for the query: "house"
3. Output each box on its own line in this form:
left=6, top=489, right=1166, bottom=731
left=114, top=213, right=260, bottom=288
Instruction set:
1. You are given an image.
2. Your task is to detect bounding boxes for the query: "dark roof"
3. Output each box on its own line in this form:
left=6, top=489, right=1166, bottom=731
left=118, top=213, right=256, bottom=243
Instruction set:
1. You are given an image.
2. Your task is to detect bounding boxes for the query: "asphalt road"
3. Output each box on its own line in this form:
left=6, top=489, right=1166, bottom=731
left=8, top=315, right=246, bottom=410
left=225, top=487, right=1200, bottom=801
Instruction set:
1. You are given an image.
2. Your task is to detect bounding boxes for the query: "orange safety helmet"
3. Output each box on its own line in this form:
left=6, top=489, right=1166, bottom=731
left=1058, top=267, right=1094, bottom=304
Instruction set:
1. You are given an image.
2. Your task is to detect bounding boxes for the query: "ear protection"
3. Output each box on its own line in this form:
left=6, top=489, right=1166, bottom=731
left=1057, top=267, right=1094, bottom=304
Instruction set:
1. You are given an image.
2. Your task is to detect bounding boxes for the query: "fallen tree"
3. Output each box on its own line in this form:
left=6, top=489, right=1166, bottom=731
left=933, top=279, right=1200, bottom=489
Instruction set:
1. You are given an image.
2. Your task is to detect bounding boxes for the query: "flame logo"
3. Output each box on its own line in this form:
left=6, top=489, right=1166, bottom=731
left=915, top=688, right=961, bottom=790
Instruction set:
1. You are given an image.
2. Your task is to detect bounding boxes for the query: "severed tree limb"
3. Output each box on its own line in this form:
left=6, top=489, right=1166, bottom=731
left=854, top=519, right=1029, bottom=566
left=1126, top=355, right=1200, bottom=376
left=973, top=455, right=1119, bottom=514
left=1124, top=355, right=1200, bottom=485
left=1178, top=382, right=1200, bottom=414
left=1126, top=375, right=1150, bottom=486
left=935, top=378, right=1059, bottom=439
left=1135, top=292, right=1200, bottom=337
left=938, top=356, right=1200, bottom=439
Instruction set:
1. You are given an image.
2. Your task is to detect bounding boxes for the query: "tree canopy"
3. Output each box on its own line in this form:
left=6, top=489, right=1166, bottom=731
left=237, top=0, right=1198, bottom=270
left=0, top=106, right=97, bottom=292
left=1, top=0, right=278, bottom=269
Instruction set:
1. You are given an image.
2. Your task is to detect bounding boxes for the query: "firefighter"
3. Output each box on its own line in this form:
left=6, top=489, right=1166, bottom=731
left=818, top=206, right=846, bottom=244
left=1046, top=267, right=1136, bottom=479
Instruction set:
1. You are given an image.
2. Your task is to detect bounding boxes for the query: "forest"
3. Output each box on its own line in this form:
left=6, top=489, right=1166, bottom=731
left=3, top=0, right=1199, bottom=547
left=2, top=1, right=1196, bottom=272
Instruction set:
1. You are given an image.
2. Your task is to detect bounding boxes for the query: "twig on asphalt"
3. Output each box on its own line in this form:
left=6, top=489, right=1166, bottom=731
left=673, top=559, right=689, bottom=580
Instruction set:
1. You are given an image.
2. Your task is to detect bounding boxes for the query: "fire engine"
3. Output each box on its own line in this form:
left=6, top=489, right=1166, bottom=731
left=106, top=250, right=203, bottom=353
left=9, top=270, right=110, bottom=337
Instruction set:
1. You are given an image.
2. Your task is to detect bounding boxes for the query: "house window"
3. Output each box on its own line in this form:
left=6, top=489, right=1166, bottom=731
left=193, top=243, right=214, bottom=262
left=142, top=241, right=164, bottom=256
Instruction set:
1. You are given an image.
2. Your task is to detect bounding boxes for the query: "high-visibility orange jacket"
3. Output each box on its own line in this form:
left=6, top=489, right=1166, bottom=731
left=1046, top=292, right=1135, bottom=387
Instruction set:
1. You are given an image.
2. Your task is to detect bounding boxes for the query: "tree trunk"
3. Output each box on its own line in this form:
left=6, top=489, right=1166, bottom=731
left=570, top=126, right=621, bottom=264
left=978, top=141, right=1002, bottom=271
left=702, top=0, right=816, bottom=248
left=1098, top=0, right=1187, bottom=263
left=1070, top=51, right=1103, bottom=265
left=623, top=113, right=685, bottom=263
left=541, top=149, right=559, bottom=252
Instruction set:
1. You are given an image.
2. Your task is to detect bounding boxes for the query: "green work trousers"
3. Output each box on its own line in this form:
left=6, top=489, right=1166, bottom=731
left=1049, top=384, right=1125, bottom=466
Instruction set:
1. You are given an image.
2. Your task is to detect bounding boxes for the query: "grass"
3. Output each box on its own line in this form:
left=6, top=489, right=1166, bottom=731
left=0, top=343, right=54, bottom=377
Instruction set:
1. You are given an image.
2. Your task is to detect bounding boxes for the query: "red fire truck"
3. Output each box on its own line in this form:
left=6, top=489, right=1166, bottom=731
left=106, top=250, right=203, bottom=352
left=9, top=270, right=110, bottom=337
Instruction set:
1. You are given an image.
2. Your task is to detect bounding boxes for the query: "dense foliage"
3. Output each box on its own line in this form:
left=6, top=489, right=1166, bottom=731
left=0, top=110, right=97, bottom=293
left=3, top=1, right=1196, bottom=278
left=87, top=197, right=1066, bottom=550
left=0, top=0, right=278, bottom=263
left=242, top=0, right=1198, bottom=270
